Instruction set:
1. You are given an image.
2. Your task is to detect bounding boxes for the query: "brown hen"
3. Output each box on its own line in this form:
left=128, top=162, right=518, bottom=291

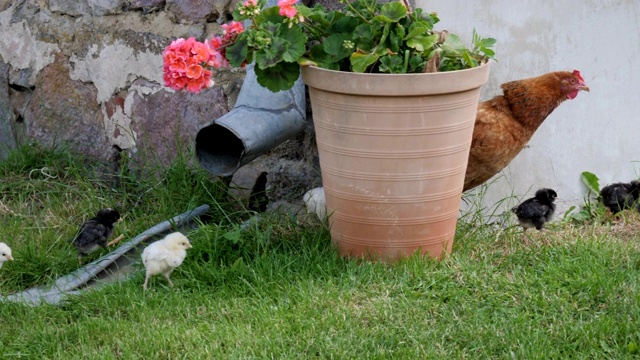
left=464, top=70, right=590, bottom=191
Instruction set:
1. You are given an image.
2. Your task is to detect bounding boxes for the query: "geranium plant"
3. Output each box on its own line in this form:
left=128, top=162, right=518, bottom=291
left=162, top=0, right=496, bottom=93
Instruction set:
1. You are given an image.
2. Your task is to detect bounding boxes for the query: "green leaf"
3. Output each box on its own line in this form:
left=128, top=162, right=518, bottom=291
left=378, top=54, right=404, bottom=73
left=330, top=15, right=359, bottom=33
left=255, top=37, right=288, bottom=69
left=256, top=5, right=285, bottom=25
left=482, top=48, right=495, bottom=57
left=394, top=23, right=406, bottom=39
left=354, top=23, right=375, bottom=41
left=404, top=23, right=431, bottom=39
left=223, top=228, right=243, bottom=244
left=462, top=51, right=477, bottom=68
left=350, top=51, right=379, bottom=72
left=353, top=24, right=377, bottom=52
left=408, top=54, right=425, bottom=71
left=375, top=2, right=407, bottom=23
left=581, top=171, right=601, bottom=194
left=259, top=21, right=281, bottom=40
left=438, top=56, right=466, bottom=71
left=308, top=44, right=342, bottom=70
left=308, top=43, right=330, bottom=63
left=562, top=205, right=577, bottom=220
left=406, top=33, right=437, bottom=52
left=226, top=36, right=249, bottom=68
left=441, top=33, right=468, bottom=55
left=387, top=24, right=405, bottom=53
left=324, top=33, right=352, bottom=59
left=417, top=10, right=439, bottom=27
left=296, top=5, right=313, bottom=18
left=356, top=39, right=376, bottom=53
left=563, top=206, right=592, bottom=223
left=255, top=61, right=300, bottom=92
left=307, top=8, right=331, bottom=27
left=378, top=23, right=390, bottom=47
left=318, top=61, right=341, bottom=71
left=373, top=46, right=389, bottom=57
left=280, top=26, right=307, bottom=63
left=404, top=23, right=437, bottom=52
left=480, top=37, right=497, bottom=48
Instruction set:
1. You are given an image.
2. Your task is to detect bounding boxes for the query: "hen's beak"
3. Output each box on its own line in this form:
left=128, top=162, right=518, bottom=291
left=580, top=85, right=590, bottom=92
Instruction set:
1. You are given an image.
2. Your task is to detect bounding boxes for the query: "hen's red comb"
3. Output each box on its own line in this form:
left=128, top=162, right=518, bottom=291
left=572, top=70, right=584, bottom=82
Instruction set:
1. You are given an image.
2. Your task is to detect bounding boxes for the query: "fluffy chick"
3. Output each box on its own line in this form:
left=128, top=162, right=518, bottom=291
left=512, top=188, right=557, bottom=243
left=141, top=232, right=192, bottom=290
left=72, top=208, right=121, bottom=262
left=600, top=181, right=640, bottom=216
left=303, top=187, right=327, bottom=221
left=0, top=242, right=13, bottom=269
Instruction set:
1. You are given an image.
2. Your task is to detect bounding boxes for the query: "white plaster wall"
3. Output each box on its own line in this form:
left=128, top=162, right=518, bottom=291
left=418, top=0, right=640, bottom=220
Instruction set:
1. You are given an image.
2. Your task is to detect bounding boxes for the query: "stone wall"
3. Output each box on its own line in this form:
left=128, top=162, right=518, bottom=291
left=0, top=0, right=321, bottom=206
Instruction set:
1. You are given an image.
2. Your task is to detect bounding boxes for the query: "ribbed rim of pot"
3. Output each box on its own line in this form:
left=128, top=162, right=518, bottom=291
left=301, top=61, right=491, bottom=96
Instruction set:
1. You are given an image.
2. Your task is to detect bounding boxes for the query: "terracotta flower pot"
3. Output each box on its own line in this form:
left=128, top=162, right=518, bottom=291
left=301, top=63, right=491, bottom=262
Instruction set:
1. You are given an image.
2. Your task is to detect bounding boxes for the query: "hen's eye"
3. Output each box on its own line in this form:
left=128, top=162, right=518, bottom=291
left=570, top=78, right=576, bottom=84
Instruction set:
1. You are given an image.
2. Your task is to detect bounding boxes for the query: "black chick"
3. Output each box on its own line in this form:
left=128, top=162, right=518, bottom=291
left=72, top=208, right=121, bottom=263
left=511, top=188, right=557, bottom=243
left=600, top=180, right=640, bottom=216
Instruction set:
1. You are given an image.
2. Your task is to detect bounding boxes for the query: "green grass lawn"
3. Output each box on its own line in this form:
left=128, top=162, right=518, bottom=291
left=1, top=144, right=640, bottom=359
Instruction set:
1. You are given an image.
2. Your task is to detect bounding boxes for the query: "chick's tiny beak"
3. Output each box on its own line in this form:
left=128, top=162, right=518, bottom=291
left=7, top=255, right=13, bottom=261
left=187, top=242, right=193, bottom=249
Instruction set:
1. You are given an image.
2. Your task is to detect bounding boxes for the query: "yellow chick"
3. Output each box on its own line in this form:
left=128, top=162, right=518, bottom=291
left=141, top=232, right=192, bottom=290
left=0, top=242, right=13, bottom=269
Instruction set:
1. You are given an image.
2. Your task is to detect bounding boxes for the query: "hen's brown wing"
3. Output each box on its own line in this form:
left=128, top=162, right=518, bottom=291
left=464, top=99, right=535, bottom=191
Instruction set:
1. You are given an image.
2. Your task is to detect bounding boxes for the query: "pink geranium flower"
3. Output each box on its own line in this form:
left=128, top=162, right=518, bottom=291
left=221, top=21, right=244, bottom=50
left=208, top=36, right=223, bottom=49
left=207, top=36, right=230, bottom=68
left=191, top=41, right=211, bottom=63
left=277, top=0, right=298, bottom=18
left=162, top=37, right=216, bottom=93
left=222, top=21, right=244, bottom=36
left=186, top=69, right=214, bottom=93
left=186, top=63, right=204, bottom=79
